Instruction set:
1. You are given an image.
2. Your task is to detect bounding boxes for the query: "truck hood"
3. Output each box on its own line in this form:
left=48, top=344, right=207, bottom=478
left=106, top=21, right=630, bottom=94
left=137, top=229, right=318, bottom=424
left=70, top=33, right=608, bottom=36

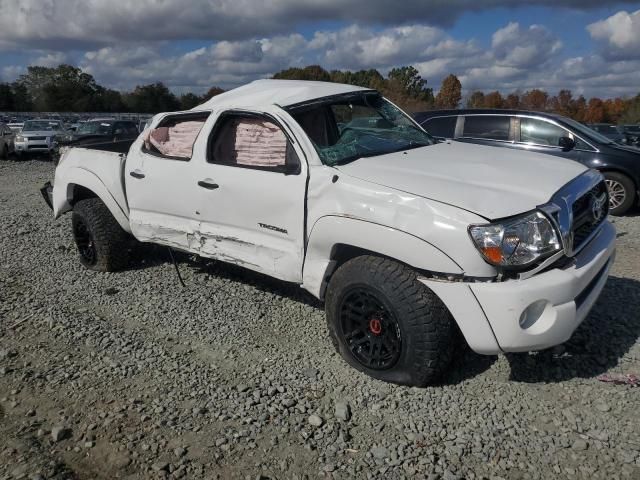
left=335, top=141, right=588, bottom=219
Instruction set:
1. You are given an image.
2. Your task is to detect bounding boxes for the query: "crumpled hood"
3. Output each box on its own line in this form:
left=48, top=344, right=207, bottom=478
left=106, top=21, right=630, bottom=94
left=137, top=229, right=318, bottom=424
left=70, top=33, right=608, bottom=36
left=335, top=141, right=588, bottom=219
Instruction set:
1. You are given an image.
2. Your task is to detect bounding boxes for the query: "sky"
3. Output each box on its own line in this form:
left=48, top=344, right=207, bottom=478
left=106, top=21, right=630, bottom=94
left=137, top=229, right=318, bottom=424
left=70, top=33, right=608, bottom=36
left=0, top=1, right=639, bottom=99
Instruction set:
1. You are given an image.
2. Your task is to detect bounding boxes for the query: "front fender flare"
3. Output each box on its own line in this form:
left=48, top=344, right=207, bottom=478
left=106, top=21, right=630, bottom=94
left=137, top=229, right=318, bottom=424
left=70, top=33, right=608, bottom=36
left=302, top=215, right=463, bottom=299
left=53, top=167, right=132, bottom=234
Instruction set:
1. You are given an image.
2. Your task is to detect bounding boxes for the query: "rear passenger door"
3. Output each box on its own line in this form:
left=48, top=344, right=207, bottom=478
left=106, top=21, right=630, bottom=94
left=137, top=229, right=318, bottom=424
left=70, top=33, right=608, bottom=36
left=192, top=110, right=308, bottom=282
left=126, top=111, right=210, bottom=251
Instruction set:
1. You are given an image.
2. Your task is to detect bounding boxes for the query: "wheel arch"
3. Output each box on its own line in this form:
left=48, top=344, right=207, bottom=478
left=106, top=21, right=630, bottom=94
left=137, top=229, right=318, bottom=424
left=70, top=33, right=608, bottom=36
left=53, top=168, right=132, bottom=234
left=302, top=215, right=463, bottom=300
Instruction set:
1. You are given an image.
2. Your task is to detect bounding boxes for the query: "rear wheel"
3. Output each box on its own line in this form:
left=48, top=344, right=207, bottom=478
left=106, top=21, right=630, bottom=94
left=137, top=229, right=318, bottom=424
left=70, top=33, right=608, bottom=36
left=325, top=255, right=456, bottom=386
left=604, top=171, right=635, bottom=216
left=71, top=198, right=130, bottom=271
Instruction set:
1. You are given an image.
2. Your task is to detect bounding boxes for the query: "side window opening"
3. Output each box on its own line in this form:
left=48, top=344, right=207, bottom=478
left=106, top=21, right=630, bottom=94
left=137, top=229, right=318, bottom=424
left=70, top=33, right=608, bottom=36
left=209, top=114, right=300, bottom=174
left=520, top=118, right=567, bottom=146
left=462, top=115, right=511, bottom=141
left=423, top=116, right=457, bottom=138
left=143, top=112, right=210, bottom=160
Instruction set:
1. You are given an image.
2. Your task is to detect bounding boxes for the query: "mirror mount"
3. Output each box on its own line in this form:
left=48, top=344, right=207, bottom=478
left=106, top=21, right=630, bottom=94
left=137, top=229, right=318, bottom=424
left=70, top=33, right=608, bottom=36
left=558, top=136, right=576, bottom=152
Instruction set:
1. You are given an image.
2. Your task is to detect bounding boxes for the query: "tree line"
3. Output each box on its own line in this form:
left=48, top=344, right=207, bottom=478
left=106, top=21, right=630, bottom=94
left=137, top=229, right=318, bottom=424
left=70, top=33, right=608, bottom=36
left=273, top=65, right=640, bottom=123
left=0, top=65, right=225, bottom=114
left=1, top=63, right=638, bottom=123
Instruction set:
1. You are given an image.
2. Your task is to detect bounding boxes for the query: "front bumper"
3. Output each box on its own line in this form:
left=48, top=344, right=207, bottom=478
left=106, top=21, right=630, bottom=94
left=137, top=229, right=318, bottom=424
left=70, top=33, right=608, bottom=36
left=40, top=182, right=53, bottom=210
left=15, top=141, right=55, bottom=153
left=421, top=220, right=616, bottom=354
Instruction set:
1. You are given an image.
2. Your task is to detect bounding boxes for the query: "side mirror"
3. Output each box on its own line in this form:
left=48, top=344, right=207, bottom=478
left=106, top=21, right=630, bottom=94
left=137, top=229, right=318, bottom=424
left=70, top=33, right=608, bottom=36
left=558, top=136, right=575, bottom=151
left=114, top=128, right=123, bottom=135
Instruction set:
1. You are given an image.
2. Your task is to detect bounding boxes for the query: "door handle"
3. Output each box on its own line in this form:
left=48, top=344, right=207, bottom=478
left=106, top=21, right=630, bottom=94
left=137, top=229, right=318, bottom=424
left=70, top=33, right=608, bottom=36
left=129, top=170, right=145, bottom=179
left=198, top=180, right=219, bottom=190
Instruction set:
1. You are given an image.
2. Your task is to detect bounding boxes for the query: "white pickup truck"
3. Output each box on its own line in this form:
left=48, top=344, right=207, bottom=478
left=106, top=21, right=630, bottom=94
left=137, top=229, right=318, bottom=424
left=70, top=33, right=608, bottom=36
left=42, top=80, right=616, bottom=386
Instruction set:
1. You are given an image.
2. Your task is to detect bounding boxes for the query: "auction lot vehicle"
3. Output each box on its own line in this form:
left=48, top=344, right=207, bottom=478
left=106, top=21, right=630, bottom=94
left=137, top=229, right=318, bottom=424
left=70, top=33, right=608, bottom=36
left=414, top=109, right=640, bottom=215
left=42, top=80, right=616, bottom=386
left=15, top=119, right=65, bottom=157
left=53, top=119, right=140, bottom=162
left=0, top=122, right=15, bottom=159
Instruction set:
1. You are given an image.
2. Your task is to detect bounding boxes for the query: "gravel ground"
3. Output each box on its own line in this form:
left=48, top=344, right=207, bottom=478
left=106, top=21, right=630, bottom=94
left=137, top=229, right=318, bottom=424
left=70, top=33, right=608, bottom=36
left=1, top=159, right=639, bottom=480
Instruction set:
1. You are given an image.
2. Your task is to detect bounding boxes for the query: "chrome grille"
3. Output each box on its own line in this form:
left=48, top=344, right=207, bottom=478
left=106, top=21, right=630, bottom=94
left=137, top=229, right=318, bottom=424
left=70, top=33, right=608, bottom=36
left=571, top=181, right=608, bottom=251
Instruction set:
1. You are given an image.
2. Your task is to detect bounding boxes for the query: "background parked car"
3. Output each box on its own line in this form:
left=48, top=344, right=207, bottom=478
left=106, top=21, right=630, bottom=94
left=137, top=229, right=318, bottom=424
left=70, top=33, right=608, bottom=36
left=621, top=125, right=640, bottom=147
left=14, top=119, right=65, bottom=158
left=414, top=109, right=640, bottom=215
left=587, top=123, right=627, bottom=145
left=53, top=119, right=140, bottom=162
left=7, top=122, right=24, bottom=133
left=0, top=122, right=15, bottom=159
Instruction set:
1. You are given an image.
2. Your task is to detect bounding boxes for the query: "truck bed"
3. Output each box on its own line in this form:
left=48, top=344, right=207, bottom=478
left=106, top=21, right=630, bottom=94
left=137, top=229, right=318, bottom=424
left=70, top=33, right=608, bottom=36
left=52, top=145, right=130, bottom=224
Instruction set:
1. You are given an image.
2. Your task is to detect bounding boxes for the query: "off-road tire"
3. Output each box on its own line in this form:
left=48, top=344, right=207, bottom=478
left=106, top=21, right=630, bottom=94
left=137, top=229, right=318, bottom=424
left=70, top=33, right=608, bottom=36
left=604, top=171, right=635, bottom=216
left=325, top=255, right=456, bottom=386
left=71, top=198, right=130, bottom=272
left=0, top=144, right=8, bottom=160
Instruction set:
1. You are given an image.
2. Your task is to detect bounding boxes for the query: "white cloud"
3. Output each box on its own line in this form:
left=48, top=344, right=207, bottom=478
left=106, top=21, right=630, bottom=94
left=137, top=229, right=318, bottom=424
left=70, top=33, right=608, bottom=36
left=492, top=23, right=562, bottom=68
left=0, top=8, right=639, bottom=99
left=587, top=9, right=640, bottom=59
left=0, top=0, right=635, bottom=51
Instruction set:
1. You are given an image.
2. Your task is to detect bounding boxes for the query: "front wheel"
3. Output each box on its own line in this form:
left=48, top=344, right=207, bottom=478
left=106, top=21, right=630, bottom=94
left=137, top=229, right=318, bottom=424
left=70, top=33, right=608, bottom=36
left=72, top=198, right=130, bottom=271
left=604, top=172, right=636, bottom=216
left=325, top=255, right=456, bottom=386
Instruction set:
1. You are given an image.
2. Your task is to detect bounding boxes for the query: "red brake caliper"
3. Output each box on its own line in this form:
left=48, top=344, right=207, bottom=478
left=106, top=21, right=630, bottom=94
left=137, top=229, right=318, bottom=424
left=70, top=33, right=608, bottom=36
left=369, top=318, right=382, bottom=336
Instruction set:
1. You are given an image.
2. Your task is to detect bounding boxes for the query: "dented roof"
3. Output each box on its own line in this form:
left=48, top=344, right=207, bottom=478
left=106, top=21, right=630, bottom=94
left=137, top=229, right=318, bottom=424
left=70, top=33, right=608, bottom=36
left=196, top=79, right=372, bottom=110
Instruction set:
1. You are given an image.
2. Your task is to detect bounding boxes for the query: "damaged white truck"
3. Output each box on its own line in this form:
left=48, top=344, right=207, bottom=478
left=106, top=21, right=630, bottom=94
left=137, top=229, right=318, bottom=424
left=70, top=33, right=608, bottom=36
left=42, top=80, right=616, bottom=386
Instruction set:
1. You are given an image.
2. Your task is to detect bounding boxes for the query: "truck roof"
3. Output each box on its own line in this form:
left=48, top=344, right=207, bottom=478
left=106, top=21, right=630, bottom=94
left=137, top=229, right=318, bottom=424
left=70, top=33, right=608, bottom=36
left=197, top=79, right=372, bottom=110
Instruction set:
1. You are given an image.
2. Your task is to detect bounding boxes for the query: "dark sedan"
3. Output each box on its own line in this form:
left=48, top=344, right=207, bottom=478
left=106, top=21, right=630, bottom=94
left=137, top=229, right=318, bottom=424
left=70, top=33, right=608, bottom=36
left=414, top=109, right=640, bottom=215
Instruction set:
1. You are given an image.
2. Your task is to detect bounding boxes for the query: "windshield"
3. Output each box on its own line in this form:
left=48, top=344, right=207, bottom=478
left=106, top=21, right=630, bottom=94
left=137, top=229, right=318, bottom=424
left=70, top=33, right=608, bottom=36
left=23, top=120, right=62, bottom=132
left=560, top=118, right=616, bottom=145
left=595, top=125, right=620, bottom=135
left=76, top=121, right=114, bottom=135
left=287, top=92, right=434, bottom=166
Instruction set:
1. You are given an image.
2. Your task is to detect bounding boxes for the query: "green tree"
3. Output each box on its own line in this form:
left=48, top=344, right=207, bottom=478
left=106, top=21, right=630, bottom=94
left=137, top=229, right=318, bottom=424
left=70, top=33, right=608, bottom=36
left=0, top=83, right=14, bottom=110
left=17, top=64, right=103, bottom=111
left=123, top=83, right=180, bottom=114
left=435, top=74, right=462, bottom=109
left=202, top=86, right=225, bottom=102
left=10, top=82, right=32, bottom=111
left=179, top=92, right=202, bottom=110
left=387, top=66, right=433, bottom=103
left=273, top=65, right=331, bottom=82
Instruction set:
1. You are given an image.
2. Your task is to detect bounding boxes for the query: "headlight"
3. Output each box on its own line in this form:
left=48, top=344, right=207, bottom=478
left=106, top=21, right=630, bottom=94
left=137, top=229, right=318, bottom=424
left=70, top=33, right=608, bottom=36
left=469, top=211, right=561, bottom=268
left=15, top=134, right=24, bottom=142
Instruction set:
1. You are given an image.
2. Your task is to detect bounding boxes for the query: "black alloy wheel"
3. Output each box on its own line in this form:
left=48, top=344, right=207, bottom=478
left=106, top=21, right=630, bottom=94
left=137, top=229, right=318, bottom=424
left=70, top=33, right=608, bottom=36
left=73, top=216, right=97, bottom=266
left=339, top=286, right=402, bottom=370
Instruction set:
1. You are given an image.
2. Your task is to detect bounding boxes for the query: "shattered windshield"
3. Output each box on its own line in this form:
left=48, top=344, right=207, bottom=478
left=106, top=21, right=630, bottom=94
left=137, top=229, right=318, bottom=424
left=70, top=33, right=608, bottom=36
left=287, top=92, right=434, bottom=166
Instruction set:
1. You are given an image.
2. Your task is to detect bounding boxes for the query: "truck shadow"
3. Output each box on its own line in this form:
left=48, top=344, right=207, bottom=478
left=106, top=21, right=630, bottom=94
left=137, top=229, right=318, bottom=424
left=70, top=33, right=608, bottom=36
left=128, top=246, right=639, bottom=385
left=504, top=276, right=640, bottom=384
left=127, top=244, right=323, bottom=308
